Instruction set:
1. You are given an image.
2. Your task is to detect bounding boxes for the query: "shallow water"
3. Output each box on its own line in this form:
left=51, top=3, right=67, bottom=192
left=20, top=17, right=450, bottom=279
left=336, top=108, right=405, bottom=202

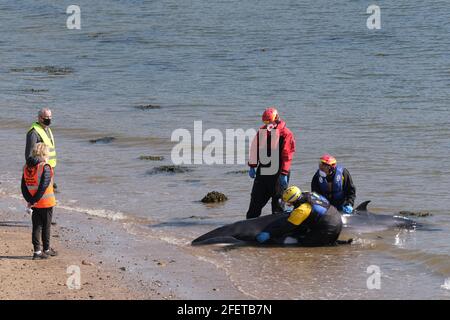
left=1, top=0, right=449, bottom=299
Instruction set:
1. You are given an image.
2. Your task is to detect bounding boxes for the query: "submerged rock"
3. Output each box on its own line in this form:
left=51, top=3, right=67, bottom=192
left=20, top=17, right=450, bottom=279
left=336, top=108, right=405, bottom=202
left=23, top=88, right=49, bottom=93
left=11, top=66, right=74, bottom=75
left=89, top=137, right=116, bottom=144
left=398, top=211, right=432, bottom=217
left=201, top=191, right=228, bottom=203
left=147, top=165, right=192, bottom=174
left=32, top=66, right=74, bottom=75
left=226, top=170, right=248, bottom=175
left=135, top=104, right=161, bottom=110
left=139, top=155, right=164, bottom=161
left=87, top=32, right=107, bottom=39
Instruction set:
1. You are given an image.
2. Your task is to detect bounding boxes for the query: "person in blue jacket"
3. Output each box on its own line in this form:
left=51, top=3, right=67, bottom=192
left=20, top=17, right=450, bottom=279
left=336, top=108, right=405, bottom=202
left=311, top=154, right=356, bottom=214
left=255, top=186, right=342, bottom=246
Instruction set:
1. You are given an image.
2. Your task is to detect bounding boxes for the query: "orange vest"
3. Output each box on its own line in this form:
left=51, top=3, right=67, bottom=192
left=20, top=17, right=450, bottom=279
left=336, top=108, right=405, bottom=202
left=23, top=162, right=56, bottom=208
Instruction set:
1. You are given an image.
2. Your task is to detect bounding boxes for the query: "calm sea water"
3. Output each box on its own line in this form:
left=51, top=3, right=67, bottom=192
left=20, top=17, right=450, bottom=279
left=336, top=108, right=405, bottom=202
left=1, top=0, right=449, bottom=299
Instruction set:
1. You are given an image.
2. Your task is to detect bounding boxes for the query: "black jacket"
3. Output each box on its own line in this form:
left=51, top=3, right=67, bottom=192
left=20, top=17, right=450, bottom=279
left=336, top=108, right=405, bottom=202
left=21, top=157, right=52, bottom=206
left=311, top=167, right=356, bottom=208
left=25, top=127, right=54, bottom=161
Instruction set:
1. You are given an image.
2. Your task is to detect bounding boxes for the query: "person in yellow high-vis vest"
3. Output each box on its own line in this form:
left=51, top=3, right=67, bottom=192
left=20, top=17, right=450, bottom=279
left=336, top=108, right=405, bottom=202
left=25, top=108, right=58, bottom=189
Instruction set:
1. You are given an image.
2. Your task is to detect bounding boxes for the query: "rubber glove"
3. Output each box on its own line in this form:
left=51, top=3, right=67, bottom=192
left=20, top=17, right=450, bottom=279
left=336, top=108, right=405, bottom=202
left=249, top=167, right=256, bottom=179
left=279, top=174, right=288, bottom=189
left=342, top=205, right=353, bottom=214
left=256, top=232, right=271, bottom=243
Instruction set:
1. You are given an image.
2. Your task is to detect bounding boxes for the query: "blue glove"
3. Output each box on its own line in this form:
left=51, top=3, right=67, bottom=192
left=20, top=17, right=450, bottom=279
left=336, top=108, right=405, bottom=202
left=256, top=232, right=271, bottom=243
left=342, top=205, right=353, bottom=214
left=279, top=174, right=288, bottom=189
left=249, top=167, right=256, bottom=179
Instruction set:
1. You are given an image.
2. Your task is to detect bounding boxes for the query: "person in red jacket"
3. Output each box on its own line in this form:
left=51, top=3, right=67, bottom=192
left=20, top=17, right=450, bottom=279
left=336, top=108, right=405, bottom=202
left=246, top=107, right=296, bottom=219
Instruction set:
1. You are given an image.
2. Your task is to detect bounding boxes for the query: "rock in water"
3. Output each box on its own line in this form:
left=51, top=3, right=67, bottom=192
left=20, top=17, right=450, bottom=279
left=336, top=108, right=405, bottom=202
left=226, top=170, right=248, bottom=175
left=89, top=137, right=116, bottom=144
left=135, top=104, right=161, bottom=110
left=139, top=155, right=165, bottom=161
left=147, top=165, right=192, bottom=174
left=201, top=191, right=228, bottom=203
left=32, top=66, right=74, bottom=75
left=398, top=211, right=432, bottom=217
left=10, top=66, right=74, bottom=75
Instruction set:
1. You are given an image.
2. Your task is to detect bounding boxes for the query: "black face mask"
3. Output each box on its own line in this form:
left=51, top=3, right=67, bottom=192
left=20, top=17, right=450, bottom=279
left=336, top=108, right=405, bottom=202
left=42, top=118, right=51, bottom=126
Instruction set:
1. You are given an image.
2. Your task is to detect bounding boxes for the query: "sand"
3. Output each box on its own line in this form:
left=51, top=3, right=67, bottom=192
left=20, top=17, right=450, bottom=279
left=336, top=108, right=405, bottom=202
left=0, top=216, right=156, bottom=300
left=0, top=197, right=248, bottom=300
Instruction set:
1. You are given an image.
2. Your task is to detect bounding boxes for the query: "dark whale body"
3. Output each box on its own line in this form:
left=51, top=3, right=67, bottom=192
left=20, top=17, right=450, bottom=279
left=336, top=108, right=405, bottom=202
left=191, top=201, right=417, bottom=245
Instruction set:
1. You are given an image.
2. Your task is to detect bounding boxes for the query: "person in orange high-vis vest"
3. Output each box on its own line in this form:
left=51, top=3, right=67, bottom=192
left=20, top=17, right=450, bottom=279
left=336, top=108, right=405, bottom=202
left=21, top=143, right=58, bottom=260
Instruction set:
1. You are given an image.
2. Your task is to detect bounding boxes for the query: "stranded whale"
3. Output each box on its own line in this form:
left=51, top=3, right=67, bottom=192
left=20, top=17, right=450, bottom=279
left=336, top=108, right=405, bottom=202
left=191, top=200, right=417, bottom=245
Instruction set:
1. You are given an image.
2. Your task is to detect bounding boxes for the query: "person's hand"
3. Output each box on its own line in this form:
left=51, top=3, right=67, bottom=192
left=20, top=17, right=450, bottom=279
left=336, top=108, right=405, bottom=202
left=248, top=167, right=256, bottom=179
left=279, top=174, right=288, bottom=189
left=342, top=205, right=353, bottom=214
left=256, top=232, right=271, bottom=243
left=26, top=203, right=33, bottom=215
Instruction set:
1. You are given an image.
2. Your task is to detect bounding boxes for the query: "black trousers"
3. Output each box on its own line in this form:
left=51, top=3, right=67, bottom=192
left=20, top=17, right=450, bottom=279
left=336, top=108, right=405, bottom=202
left=246, top=173, right=287, bottom=219
left=32, top=207, right=53, bottom=252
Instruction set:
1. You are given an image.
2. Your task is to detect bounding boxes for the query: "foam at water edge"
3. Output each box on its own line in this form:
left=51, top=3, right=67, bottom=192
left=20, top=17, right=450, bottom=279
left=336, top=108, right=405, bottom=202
left=58, top=204, right=126, bottom=221
left=441, top=278, right=450, bottom=290
left=0, top=192, right=126, bottom=221
left=160, top=236, right=192, bottom=246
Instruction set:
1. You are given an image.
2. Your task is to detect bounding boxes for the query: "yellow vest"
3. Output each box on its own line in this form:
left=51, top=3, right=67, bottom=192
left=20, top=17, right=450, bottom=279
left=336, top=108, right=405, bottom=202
left=29, top=122, right=57, bottom=168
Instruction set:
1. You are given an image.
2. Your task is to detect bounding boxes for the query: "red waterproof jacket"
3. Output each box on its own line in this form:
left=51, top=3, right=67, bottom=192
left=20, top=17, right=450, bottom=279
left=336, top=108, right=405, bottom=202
left=248, top=120, right=296, bottom=175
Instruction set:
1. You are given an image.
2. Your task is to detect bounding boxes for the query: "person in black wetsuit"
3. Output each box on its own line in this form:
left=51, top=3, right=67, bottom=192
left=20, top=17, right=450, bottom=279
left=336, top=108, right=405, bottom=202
left=255, top=186, right=342, bottom=246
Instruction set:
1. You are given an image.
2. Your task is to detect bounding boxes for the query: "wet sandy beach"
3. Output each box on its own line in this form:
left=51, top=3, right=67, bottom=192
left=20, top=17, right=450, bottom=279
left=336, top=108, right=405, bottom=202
left=0, top=196, right=248, bottom=300
left=1, top=0, right=449, bottom=300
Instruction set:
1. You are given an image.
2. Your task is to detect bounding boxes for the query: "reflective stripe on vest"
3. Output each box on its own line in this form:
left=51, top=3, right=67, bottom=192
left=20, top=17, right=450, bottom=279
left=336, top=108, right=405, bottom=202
left=318, top=165, right=345, bottom=202
left=309, top=192, right=330, bottom=217
left=29, top=122, right=57, bottom=168
left=23, top=162, right=56, bottom=208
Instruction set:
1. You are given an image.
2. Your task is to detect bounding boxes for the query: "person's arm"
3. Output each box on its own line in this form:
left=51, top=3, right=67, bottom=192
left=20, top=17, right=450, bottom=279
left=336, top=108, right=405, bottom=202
left=29, top=165, right=52, bottom=205
left=263, top=216, right=297, bottom=238
left=25, top=130, right=39, bottom=161
left=280, top=130, right=295, bottom=175
left=311, top=172, right=320, bottom=194
left=264, top=203, right=312, bottom=238
left=343, top=168, right=356, bottom=206
left=21, top=175, right=33, bottom=203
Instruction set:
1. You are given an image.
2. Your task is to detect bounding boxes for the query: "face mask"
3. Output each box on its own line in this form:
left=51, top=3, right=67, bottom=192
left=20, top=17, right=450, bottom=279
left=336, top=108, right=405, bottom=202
left=42, top=118, right=51, bottom=126
left=319, top=170, right=327, bottom=178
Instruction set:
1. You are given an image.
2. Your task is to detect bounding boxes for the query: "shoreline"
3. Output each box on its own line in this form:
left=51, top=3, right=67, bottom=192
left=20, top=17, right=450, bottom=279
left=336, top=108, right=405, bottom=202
left=0, top=195, right=249, bottom=300
left=0, top=222, right=148, bottom=300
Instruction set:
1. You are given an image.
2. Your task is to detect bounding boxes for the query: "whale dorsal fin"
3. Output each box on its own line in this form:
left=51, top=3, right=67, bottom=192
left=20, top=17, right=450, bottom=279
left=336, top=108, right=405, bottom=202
left=355, top=200, right=371, bottom=212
